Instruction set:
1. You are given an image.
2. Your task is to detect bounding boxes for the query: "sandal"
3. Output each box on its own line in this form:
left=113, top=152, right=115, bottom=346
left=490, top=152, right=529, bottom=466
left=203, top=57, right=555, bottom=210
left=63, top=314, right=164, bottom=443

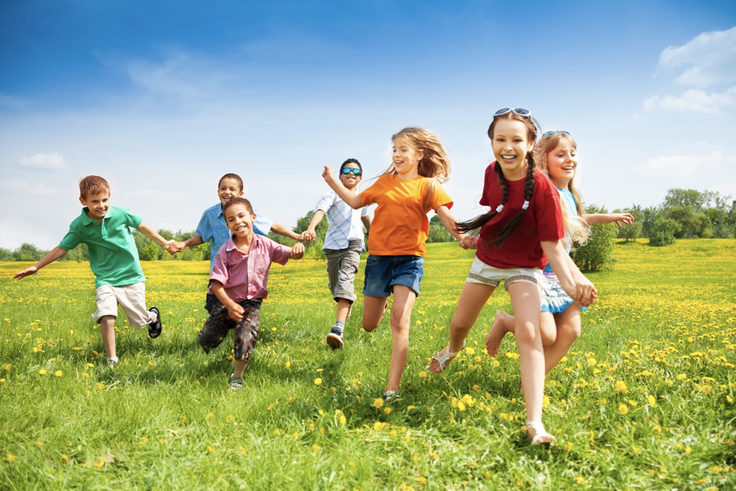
left=429, top=340, right=466, bottom=374
left=383, top=391, right=400, bottom=403
left=526, top=421, right=555, bottom=445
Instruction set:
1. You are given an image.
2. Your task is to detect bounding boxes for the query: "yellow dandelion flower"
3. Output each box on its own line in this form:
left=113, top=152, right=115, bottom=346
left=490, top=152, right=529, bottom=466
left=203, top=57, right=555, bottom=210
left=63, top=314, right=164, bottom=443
left=619, top=403, right=629, bottom=415
left=418, top=371, right=427, bottom=378
left=55, top=370, right=63, bottom=377
left=543, top=395, right=550, bottom=407
left=314, top=378, right=322, bottom=385
left=384, top=407, right=392, bottom=415
left=39, top=369, right=47, bottom=375
left=588, top=358, right=597, bottom=366
left=339, top=414, right=346, bottom=425
left=648, top=395, right=656, bottom=405
left=285, top=361, right=291, bottom=368
left=6, top=454, right=15, bottom=463
left=373, top=398, right=384, bottom=408
left=615, top=381, right=627, bottom=394
left=140, top=437, right=148, bottom=445
left=465, top=347, right=475, bottom=355
left=82, top=373, right=89, bottom=378
left=676, top=374, right=687, bottom=381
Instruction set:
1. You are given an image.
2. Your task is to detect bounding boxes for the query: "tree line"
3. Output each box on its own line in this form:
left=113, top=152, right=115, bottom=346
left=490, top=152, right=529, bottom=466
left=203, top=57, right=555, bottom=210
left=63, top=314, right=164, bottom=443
left=3, top=188, right=733, bottom=268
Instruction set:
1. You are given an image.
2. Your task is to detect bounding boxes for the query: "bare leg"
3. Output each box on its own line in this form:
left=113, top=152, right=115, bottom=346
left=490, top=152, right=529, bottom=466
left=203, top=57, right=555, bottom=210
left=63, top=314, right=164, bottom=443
left=543, top=305, right=581, bottom=374
left=507, top=281, right=554, bottom=443
left=362, top=295, right=388, bottom=332
left=385, top=286, right=416, bottom=393
left=430, top=282, right=495, bottom=373
left=485, top=311, right=513, bottom=357
left=233, top=360, right=247, bottom=379
left=335, top=298, right=351, bottom=323
left=99, top=315, right=116, bottom=359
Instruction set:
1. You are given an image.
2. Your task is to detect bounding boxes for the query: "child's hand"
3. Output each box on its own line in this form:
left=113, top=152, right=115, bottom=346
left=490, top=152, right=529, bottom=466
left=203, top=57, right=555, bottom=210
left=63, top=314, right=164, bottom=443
left=575, top=278, right=597, bottom=308
left=13, top=266, right=38, bottom=280
left=460, top=235, right=478, bottom=250
left=167, top=241, right=185, bottom=254
left=613, top=213, right=635, bottom=227
left=300, top=229, right=316, bottom=242
left=322, top=166, right=338, bottom=186
left=291, top=243, right=305, bottom=259
left=227, top=303, right=245, bottom=322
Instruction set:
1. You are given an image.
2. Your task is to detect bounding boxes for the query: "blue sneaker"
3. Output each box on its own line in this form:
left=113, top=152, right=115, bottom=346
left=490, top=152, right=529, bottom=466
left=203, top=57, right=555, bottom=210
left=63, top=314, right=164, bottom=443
left=326, top=325, right=344, bottom=350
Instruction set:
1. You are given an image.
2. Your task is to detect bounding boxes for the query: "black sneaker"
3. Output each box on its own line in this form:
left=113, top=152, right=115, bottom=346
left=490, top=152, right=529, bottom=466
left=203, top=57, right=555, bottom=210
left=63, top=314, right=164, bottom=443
left=148, top=307, right=162, bottom=338
left=325, top=325, right=344, bottom=350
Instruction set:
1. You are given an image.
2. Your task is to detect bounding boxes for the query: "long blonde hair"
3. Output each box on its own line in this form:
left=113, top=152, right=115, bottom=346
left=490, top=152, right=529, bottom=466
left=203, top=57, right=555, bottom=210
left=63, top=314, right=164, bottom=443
left=534, top=132, right=590, bottom=247
left=380, top=127, right=451, bottom=211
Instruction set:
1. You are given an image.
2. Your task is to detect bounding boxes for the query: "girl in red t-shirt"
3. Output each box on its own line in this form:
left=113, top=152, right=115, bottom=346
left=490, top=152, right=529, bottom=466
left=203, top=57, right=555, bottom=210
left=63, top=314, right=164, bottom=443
left=429, top=109, right=597, bottom=444
left=322, top=127, right=468, bottom=403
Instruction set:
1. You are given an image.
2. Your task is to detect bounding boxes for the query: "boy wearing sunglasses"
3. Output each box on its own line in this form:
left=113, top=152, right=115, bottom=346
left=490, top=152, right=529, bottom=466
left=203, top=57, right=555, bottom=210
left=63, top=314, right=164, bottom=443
left=303, top=159, right=371, bottom=349
left=168, top=172, right=306, bottom=314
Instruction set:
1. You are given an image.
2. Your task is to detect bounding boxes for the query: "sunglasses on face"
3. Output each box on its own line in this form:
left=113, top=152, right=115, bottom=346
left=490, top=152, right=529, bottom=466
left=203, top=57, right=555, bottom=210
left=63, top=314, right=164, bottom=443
left=494, top=107, right=532, bottom=118
left=543, top=130, right=571, bottom=137
left=341, top=167, right=362, bottom=176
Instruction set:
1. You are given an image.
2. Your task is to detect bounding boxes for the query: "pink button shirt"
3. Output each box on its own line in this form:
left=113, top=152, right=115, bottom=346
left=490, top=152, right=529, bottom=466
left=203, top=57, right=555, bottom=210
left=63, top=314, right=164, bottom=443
left=209, top=235, right=291, bottom=302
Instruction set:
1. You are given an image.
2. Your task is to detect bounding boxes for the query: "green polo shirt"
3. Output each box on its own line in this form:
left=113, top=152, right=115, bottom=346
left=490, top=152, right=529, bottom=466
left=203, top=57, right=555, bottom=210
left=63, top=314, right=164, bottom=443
left=59, top=205, right=147, bottom=288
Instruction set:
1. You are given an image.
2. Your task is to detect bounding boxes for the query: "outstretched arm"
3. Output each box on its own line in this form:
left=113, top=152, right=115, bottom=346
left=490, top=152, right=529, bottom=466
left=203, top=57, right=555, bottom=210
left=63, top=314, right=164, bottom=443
left=271, top=222, right=302, bottom=241
left=322, top=166, right=363, bottom=209
left=137, top=223, right=174, bottom=249
left=541, top=240, right=597, bottom=307
left=302, top=210, right=325, bottom=242
left=435, top=205, right=472, bottom=248
left=169, top=235, right=204, bottom=255
left=14, top=246, right=68, bottom=280
left=582, top=212, right=634, bottom=227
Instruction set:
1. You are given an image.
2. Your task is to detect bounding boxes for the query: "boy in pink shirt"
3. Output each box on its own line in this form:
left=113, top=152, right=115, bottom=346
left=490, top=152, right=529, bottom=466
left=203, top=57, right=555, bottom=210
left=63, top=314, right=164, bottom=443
left=197, top=197, right=305, bottom=390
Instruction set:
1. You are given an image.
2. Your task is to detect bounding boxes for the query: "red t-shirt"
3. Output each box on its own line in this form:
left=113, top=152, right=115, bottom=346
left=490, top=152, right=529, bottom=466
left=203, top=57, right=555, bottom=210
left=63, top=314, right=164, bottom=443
left=475, top=162, right=564, bottom=269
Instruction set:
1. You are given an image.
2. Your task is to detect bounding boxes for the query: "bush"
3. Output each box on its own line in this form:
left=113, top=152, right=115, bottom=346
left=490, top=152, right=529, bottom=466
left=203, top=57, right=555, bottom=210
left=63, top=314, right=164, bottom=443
left=570, top=205, right=617, bottom=272
left=649, top=217, right=681, bottom=246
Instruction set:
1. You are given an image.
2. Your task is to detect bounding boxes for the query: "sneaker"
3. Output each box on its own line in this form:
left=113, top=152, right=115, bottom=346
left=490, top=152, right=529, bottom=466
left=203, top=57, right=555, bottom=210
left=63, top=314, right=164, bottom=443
left=107, top=357, right=118, bottom=368
left=229, top=374, right=243, bottom=391
left=325, top=325, right=344, bottom=350
left=148, top=307, right=162, bottom=338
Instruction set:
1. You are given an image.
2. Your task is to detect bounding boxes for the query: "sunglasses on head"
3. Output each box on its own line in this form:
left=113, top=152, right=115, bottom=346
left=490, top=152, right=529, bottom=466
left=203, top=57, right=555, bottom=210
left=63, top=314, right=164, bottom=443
left=494, top=107, right=532, bottom=118
left=543, top=130, right=570, bottom=137
left=341, top=167, right=362, bottom=176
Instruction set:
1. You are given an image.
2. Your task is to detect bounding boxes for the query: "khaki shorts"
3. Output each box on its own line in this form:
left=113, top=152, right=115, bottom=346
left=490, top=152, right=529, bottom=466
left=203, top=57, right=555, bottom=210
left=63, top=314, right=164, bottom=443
left=465, top=257, right=543, bottom=291
left=93, top=282, right=156, bottom=328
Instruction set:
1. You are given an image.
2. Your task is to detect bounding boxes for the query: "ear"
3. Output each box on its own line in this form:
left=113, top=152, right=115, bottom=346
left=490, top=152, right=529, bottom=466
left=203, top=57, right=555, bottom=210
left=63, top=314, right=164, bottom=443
left=238, top=190, right=245, bottom=198
left=79, top=197, right=87, bottom=206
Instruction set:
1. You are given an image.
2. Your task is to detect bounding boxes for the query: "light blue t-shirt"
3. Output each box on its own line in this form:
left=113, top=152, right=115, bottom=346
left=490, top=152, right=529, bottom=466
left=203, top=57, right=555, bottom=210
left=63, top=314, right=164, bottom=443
left=543, top=187, right=578, bottom=273
left=195, top=203, right=274, bottom=270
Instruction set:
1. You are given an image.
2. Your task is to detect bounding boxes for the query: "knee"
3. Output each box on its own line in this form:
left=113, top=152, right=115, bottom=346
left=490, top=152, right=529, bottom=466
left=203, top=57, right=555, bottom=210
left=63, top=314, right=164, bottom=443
left=558, top=322, right=581, bottom=342
left=513, top=321, right=537, bottom=345
left=363, top=321, right=378, bottom=332
left=540, top=329, right=557, bottom=348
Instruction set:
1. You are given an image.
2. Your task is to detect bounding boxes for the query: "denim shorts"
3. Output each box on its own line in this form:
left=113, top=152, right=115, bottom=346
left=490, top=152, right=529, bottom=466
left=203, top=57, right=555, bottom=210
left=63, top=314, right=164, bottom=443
left=363, top=255, right=424, bottom=298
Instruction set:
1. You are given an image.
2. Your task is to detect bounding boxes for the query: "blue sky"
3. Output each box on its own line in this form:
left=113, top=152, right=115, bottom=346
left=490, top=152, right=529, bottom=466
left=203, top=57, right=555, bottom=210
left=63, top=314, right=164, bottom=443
left=1, top=0, right=735, bottom=249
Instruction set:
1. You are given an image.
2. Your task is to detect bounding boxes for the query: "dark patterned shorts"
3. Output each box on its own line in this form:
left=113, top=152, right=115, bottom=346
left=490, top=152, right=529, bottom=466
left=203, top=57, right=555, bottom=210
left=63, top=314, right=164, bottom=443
left=197, top=299, right=263, bottom=364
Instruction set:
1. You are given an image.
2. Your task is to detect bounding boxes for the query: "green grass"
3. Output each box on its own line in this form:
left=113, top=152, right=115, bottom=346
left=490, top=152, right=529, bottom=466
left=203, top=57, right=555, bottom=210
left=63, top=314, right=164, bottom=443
left=1, top=240, right=735, bottom=489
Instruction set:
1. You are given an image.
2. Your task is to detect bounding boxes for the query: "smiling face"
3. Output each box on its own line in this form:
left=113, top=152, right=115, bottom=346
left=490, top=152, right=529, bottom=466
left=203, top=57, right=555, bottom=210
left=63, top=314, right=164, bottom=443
left=80, top=190, right=111, bottom=221
left=224, top=203, right=256, bottom=241
left=546, top=141, right=577, bottom=189
left=218, top=177, right=244, bottom=207
left=491, top=118, right=534, bottom=181
left=339, top=163, right=362, bottom=191
left=392, top=135, right=423, bottom=179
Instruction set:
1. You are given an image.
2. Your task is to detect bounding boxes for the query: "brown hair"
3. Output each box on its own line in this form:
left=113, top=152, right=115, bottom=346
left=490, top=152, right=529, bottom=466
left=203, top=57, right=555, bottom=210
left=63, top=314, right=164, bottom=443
left=534, top=132, right=590, bottom=246
left=222, top=197, right=253, bottom=215
left=456, top=112, right=539, bottom=248
left=218, top=173, right=244, bottom=192
left=79, top=175, right=110, bottom=199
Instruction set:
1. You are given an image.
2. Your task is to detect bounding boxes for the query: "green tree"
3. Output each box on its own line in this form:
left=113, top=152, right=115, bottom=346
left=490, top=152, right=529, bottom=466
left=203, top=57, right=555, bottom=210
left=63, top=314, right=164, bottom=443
left=616, top=207, right=642, bottom=242
left=0, top=247, right=12, bottom=261
left=570, top=205, right=617, bottom=272
left=427, top=215, right=453, bottom=243
left=664, top=206, right=710, bottom=238
left=15, top=243, right=47, bottom=261
left=649, top=216, right=681, bottom=246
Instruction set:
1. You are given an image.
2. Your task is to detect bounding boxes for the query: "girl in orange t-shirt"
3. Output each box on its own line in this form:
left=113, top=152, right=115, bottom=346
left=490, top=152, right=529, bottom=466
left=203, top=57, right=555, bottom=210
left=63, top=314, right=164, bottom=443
left=322, top=127, right=468, bottom=402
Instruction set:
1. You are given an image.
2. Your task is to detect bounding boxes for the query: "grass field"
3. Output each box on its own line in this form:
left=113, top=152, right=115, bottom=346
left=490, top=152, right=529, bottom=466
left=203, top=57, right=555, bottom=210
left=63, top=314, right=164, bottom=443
left=1, top=239, right=735, bottom=490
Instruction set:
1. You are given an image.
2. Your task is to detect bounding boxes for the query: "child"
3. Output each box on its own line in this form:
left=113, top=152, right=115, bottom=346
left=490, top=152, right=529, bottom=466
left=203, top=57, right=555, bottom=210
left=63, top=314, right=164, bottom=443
left=303, top=158, right=371, bottom=349
left=168, top=173, right=306, bottom=313
left=428, top=109, right=596, bottom=444
left=13, top=175, right=172, bottom=367
left=196, top=197, right=305, bottom=390
left=322, top=127, right=467, bottom=402
left=485, top=130, right=634, bottom=374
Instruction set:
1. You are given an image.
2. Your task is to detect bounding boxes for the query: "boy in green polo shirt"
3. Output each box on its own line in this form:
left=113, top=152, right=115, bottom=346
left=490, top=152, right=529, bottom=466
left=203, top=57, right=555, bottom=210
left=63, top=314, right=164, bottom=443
left=14, top=175, right=172, bottom=368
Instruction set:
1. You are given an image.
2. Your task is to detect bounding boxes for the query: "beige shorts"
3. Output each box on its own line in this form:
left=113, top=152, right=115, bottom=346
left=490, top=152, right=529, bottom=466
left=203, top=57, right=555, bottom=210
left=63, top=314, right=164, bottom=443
left=93, top=282, right=156, bottom=328
left=466, top=257, right=543, bottom=291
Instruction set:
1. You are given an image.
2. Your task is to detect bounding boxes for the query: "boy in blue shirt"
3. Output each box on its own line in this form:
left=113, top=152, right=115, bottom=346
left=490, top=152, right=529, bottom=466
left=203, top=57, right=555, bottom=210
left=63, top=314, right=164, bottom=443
left=14, top=175, right=173, bottom=367
left=169, top=173, right=306, bottom=313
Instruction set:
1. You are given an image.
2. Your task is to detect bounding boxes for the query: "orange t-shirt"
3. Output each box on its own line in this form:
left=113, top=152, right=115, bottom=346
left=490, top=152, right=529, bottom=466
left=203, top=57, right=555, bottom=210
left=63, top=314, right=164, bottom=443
left=360, top=174, right=453, bottom=257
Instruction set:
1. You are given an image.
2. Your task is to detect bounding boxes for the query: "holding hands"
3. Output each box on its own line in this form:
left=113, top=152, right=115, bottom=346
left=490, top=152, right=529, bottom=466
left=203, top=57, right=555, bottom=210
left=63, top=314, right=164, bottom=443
left=291, top=243, right=305, bottom=259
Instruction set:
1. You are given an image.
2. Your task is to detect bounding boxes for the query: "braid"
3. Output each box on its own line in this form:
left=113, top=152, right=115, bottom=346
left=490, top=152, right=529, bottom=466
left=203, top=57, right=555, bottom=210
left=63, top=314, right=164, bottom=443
left=487, top=152, right=536, bottom=247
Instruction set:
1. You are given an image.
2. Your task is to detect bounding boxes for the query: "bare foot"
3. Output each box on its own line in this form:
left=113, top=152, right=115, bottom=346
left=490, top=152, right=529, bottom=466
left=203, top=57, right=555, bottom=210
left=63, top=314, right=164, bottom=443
left=485, top=311, right=512, bottom=357
left=429, top=346, right=459, bottom=374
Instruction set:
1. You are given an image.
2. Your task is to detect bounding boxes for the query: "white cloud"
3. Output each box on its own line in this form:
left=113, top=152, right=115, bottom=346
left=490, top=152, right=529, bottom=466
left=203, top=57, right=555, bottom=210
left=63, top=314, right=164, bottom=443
left=1, top=180, right=57, bottom=195
left=659, top=26, right=736, bottom=88
left=18, top=152, right=68, bottom=171
left=636, top=152, right=723, bottom=177
left=643, top=86, right=736, bottom=113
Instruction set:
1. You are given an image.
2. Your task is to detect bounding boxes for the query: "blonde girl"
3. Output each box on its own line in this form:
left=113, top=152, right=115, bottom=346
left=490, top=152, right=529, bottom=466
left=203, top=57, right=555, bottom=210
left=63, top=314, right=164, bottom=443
left=322, top=127, right=467, bottom=402
left=485, top=131, right=633, bottom=373
left=428, top=109, right=596, bottom=444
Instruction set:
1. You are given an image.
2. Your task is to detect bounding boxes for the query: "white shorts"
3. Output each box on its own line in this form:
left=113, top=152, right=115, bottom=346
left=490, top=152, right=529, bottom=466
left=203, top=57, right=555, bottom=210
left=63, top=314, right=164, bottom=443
left=465, top=257, right=543, bottom=291
left=93, top=282, right=156, bottom=328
